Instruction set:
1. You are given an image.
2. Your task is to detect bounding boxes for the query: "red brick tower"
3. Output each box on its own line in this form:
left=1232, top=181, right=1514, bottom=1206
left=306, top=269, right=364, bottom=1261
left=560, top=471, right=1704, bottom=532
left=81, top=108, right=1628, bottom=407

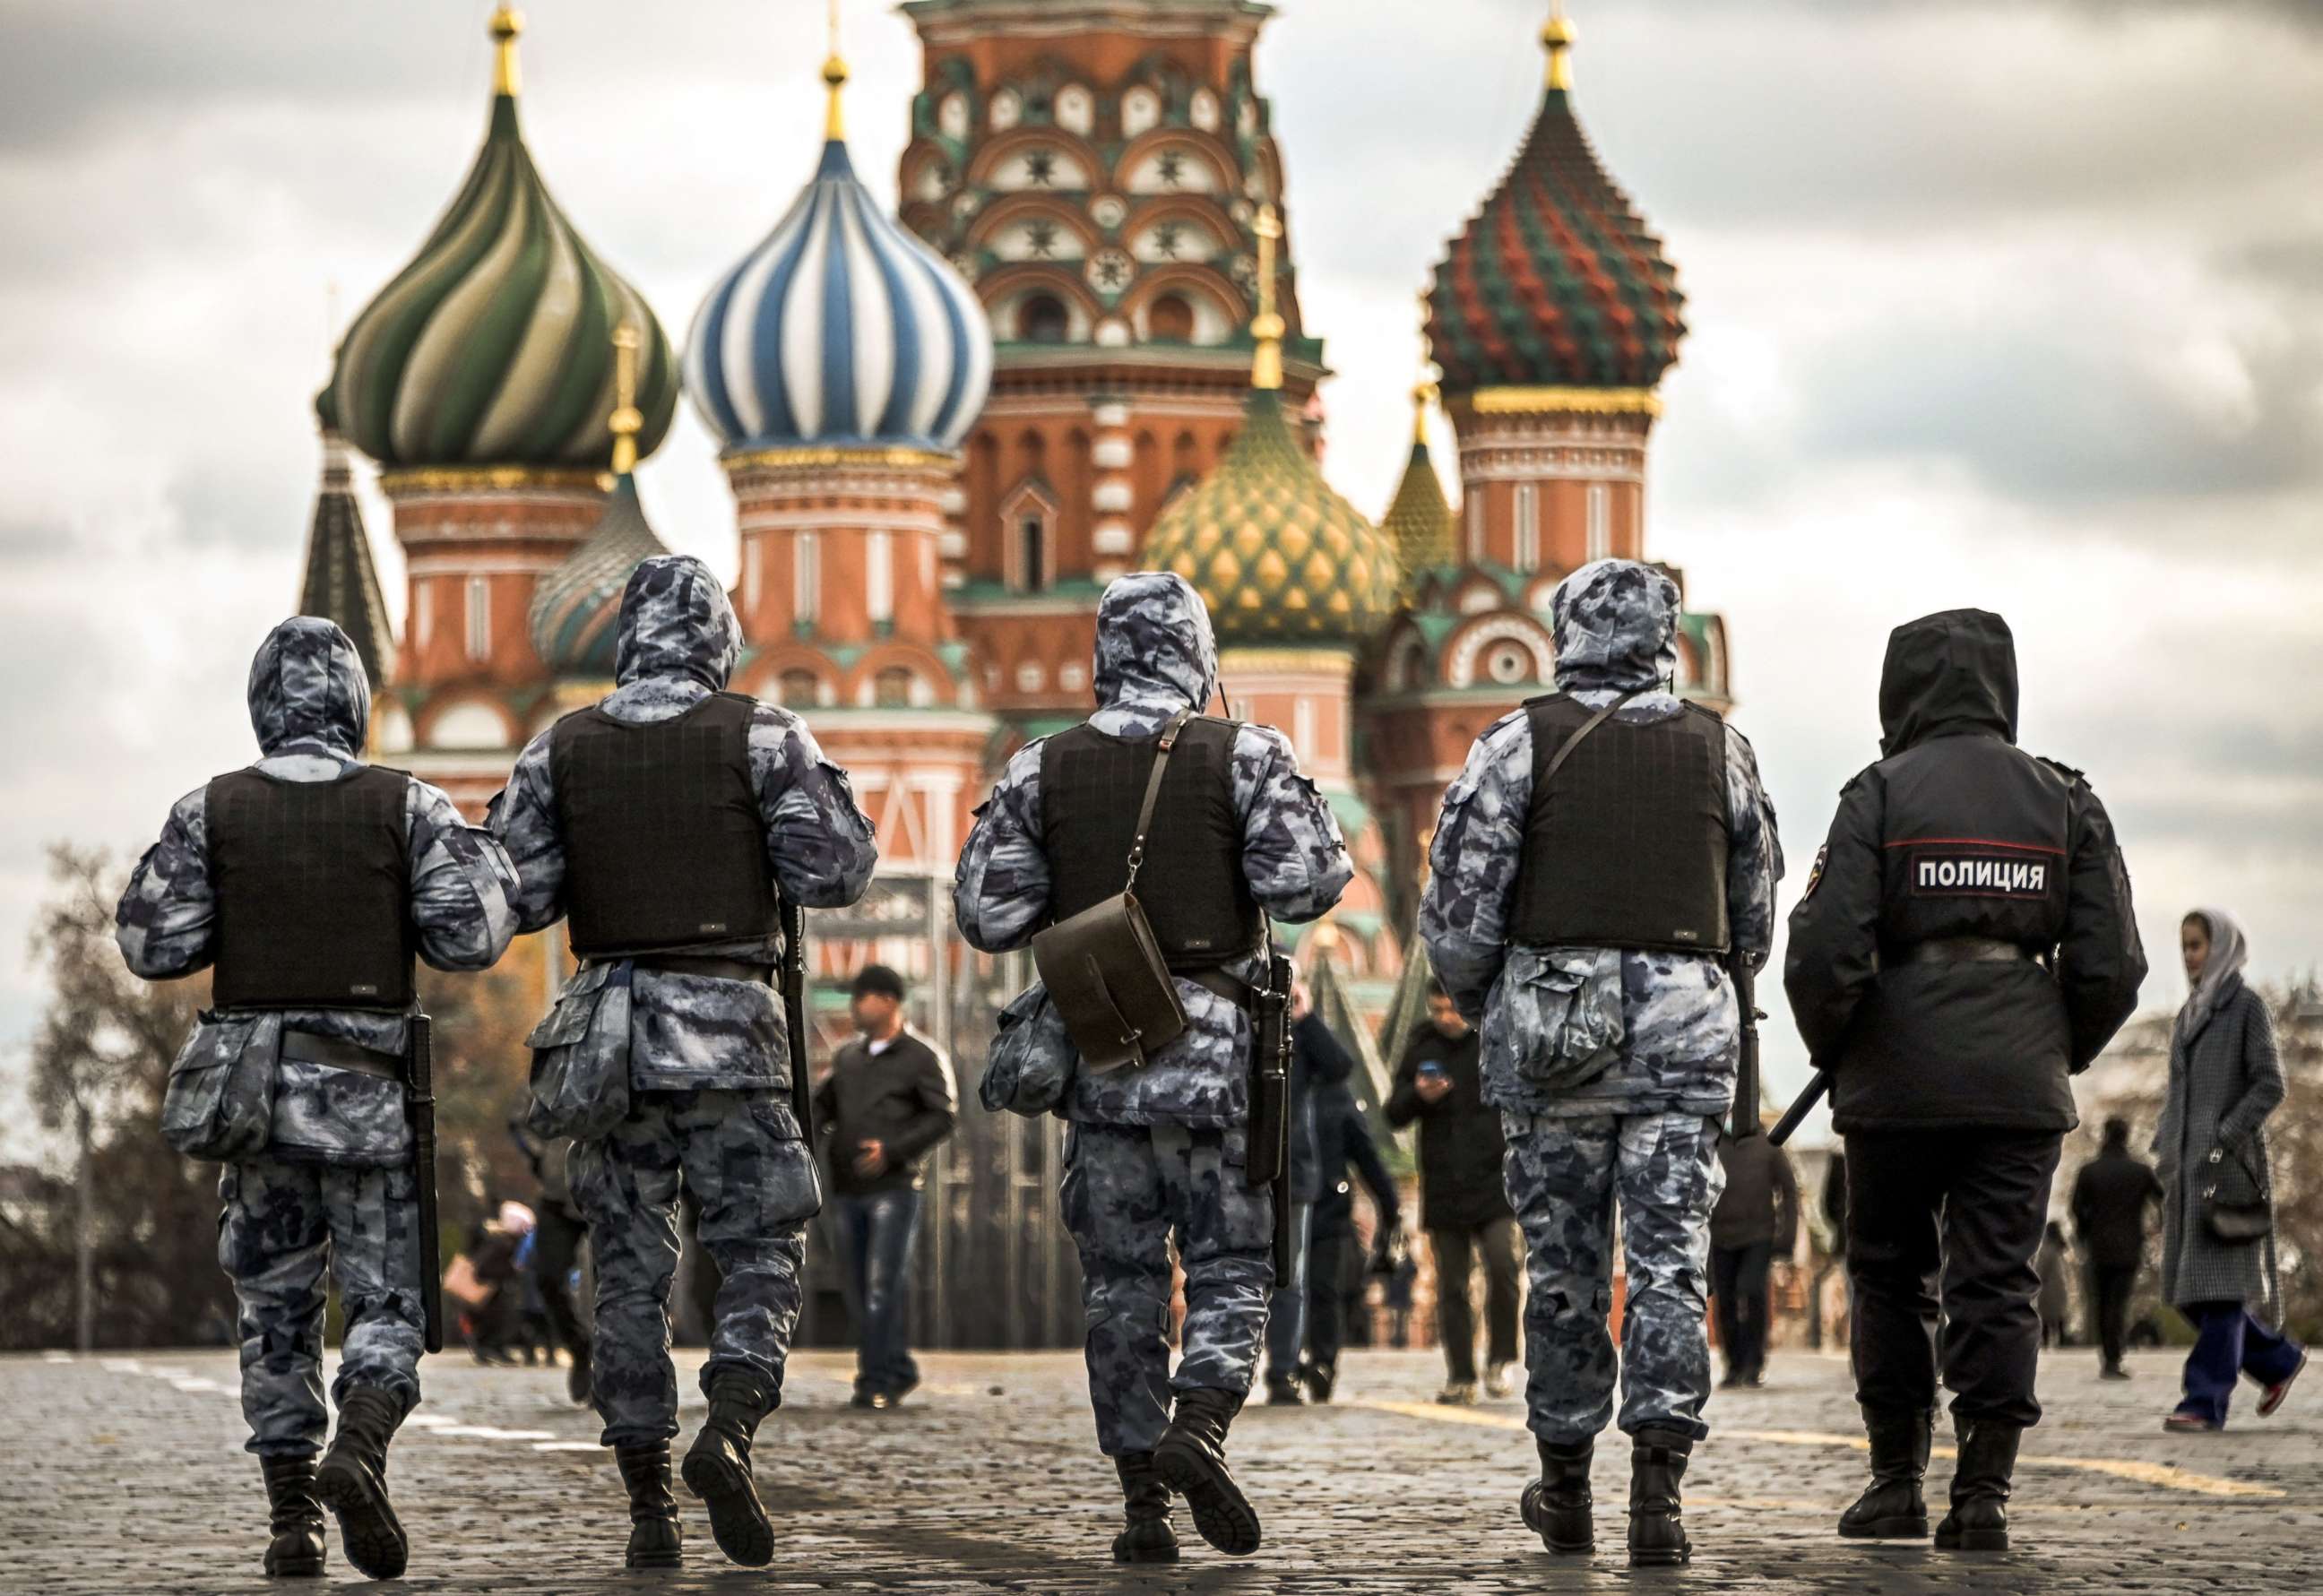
left=896, top=0, right=1325, bottom=736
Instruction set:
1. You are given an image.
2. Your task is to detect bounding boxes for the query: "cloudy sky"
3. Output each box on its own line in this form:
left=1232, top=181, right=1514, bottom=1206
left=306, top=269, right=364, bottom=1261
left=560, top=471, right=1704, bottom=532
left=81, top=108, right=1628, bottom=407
left=3, top=0, right=2320, bottom=1148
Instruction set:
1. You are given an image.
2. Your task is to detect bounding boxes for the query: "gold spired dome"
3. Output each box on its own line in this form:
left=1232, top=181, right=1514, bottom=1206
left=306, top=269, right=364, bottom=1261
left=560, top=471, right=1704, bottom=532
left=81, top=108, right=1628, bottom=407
left=1141, top=208, right=1400, bottom=647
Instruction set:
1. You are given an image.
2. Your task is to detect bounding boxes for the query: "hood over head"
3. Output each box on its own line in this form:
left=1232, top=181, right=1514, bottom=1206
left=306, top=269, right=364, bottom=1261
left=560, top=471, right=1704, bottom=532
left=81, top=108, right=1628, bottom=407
left=248, top=616, right=369, bottom=757
left=1092, top=571, right=1221, bottom=712
left=615, top=554, right=741, bottom=690
left=1878, top=608, right=2017, bottom=755
left=1550, top=559, right=1681, bottom=694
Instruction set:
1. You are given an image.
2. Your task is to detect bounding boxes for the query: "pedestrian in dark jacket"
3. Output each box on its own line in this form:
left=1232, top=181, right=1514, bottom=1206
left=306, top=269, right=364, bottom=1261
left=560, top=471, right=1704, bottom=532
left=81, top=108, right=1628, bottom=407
left=2034, top=1222, right=2073, bottom=1349
left=2157, top=910, right=2305, bottom=1431
left=1710, top=1132, right=1799, bottom=1387
left=1265, top=990, right=1358, bottom=1403
left=2069, top=1117, right=2161, bottom=1379
left=1301, top=1076, right=1402, bottom=1402
left=813, top=964, right=958, bottom=1409
left=1386, top=981, right=1518, bottom=1404
left=1785, top=608, right=2146, bottom=1553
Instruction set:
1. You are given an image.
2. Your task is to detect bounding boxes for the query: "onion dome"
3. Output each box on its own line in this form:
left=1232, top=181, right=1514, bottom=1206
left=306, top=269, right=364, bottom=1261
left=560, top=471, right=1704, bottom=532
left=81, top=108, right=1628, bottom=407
left=1426, top=6, right=1685, bottom=395
left=1142, top=208, right=1399, bottom=647
left=685, top=49, right=992, bottom=456
left=529, top=327, right=669, bottom=676
left=1381, top=380, right=1456, bottom=579
left=328, top=8, right=678, bottom=471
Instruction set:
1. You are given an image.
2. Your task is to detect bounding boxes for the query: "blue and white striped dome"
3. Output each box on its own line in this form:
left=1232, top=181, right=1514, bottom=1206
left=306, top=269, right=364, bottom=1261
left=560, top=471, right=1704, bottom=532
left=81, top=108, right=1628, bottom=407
left=686, top=139, right=993, bottom=455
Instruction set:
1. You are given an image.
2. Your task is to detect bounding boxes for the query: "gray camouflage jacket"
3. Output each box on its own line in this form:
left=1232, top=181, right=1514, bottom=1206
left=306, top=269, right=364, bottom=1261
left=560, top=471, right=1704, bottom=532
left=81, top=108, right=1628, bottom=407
left=117, top=617, right=519, bottom=1165
left=954, top=572, right=1352, bottom=1128
left=490, top=555, right=878, bottom=1095
left=1421, top=560, right=1784, bottom=1121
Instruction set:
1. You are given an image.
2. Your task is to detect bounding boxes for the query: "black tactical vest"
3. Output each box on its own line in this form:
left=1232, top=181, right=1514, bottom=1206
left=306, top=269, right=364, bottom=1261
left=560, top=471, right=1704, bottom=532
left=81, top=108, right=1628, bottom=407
left=207, top=764, right=415, bottom=1010
left=550, top=692, right=780, bottom=958
left=1039, top=716, right=1261, bottom=970
left=1874, top=734, right=2072, bottom=954
left=1510, top=693, right=1731, bottom=954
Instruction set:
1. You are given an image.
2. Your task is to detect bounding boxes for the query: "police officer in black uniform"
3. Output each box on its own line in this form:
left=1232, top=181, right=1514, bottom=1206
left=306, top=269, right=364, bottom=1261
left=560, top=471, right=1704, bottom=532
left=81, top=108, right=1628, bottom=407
left=1785, top=608, right=2146, bottom=1553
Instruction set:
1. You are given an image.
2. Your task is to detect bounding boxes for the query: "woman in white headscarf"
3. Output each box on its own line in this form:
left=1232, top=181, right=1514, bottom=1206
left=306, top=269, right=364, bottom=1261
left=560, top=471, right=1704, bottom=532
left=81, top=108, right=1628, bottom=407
left=2155, top=909, right=2303, bottom=1431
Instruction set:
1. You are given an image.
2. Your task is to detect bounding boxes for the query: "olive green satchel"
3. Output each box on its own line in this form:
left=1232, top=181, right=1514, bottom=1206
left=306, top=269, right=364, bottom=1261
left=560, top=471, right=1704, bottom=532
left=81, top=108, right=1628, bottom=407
left=1032, top=709, right=1195, bottom=1073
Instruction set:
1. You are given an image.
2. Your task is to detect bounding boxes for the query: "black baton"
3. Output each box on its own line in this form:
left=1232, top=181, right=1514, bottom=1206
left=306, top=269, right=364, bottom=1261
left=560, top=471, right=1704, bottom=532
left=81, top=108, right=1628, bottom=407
left=1768, top=1070, right=1830, bottom=1149
left=781, top=902, right=813, bottom=1139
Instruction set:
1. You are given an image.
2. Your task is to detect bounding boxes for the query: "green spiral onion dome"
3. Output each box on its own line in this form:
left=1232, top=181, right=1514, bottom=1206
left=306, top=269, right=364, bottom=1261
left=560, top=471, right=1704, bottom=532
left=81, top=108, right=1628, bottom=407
left=1425, top=13, right=1684, bottom=394
left=328, top=12, right=678, bottom=471
left=1141, top=387, right=1400, bottom=648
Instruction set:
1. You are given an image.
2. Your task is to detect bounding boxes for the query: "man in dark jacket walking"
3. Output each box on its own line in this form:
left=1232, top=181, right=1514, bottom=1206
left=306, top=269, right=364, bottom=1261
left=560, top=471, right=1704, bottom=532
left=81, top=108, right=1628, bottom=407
left=1264, top=988, right=1359, bottom=1403
left=1302, top=1069, right=1402, bottom=1402
left=1386, top=982, right=1518, bottom=1405
left=2071, top=1117, right=2163, bottom=1379
left=1787, top=608, right=2146, bottom=1554
left=1710, top=1131, right=1799, bottom=1387
left=814, top=964, right=958, bottom=1410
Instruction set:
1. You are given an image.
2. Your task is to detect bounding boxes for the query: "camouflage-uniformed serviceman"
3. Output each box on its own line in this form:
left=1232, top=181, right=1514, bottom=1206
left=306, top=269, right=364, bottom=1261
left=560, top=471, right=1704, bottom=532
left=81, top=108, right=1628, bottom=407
left=117, top=617, right=518, bottom=1582
left=954, top=572, right=1351, bottom=1564
left=490, top=555, right=877, bottom=1572
left=1421, top=559, right=1783, bottom=1567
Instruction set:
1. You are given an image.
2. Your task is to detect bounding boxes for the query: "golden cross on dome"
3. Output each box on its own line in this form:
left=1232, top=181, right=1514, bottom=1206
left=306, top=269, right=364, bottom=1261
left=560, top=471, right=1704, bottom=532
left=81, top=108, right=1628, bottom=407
left=490, top=5, right=523, bottom=99
left=609, top=324, right=643, bottom=477
left=824, top=0, right=851, bottom=141
left=1252, top=204, right=1284, bottom=392
left=1414, top=289, right=1438, bottom=439
left=1543, top=1, right=1576, bottom=92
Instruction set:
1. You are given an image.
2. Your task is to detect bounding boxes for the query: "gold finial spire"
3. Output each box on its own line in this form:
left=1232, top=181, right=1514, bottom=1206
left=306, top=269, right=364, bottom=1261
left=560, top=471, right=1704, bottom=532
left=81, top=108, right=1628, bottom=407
left=823, top=0, right=851, bottom=141
left=1413, top=289, right=1438, bottom=443
left=1251, top=204, right=1284, bottom=392
left=490, top=5, right=523, bottom=99
left=609, top=324, right=643, bottom=477
left=1542, top=1, right=1576, bottom=92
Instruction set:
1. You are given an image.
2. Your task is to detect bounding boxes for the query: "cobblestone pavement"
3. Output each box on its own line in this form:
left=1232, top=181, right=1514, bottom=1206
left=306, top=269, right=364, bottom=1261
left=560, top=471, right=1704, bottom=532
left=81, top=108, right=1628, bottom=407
left=4, top=1343, right=2316, bottom=1592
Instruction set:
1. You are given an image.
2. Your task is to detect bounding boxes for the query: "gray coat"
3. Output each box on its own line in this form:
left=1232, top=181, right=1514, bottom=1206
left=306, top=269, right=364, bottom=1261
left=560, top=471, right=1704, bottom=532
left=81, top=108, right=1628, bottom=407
left=2155, top=979, right=2284, bottom=1310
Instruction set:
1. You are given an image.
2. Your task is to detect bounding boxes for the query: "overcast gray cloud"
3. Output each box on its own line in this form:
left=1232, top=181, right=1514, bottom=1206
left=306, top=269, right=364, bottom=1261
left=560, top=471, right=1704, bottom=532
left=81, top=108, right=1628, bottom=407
left=2, top=0, right=2320, bottom=1152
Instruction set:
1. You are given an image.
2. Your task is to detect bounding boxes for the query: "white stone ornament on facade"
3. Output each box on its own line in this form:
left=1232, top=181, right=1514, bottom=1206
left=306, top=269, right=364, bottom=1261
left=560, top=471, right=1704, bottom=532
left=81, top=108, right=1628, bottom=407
left=1090, top=194, right=1128, bottom=230
left=990, top=87, right=1021, bottom=130
left=1085, top=248, right=1136, bottom=297
left=1190, top=88, right=1220, bottom=131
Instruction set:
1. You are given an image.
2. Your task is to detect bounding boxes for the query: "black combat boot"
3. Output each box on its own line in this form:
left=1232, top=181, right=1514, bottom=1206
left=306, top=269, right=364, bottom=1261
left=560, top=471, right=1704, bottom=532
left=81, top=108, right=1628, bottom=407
left=1626, top=1427, right=1693, bottom=1567
left=566, top=1347, right=592, bottom=1407
left=1838, top=1407, right=1931, bottom=1539
left=1934, top=1419, right=2020, bottom=1552
left=681, top=1370, right=776, bottom=1567
left=1110, top=1451, right=1180, bottom=1565
left=1153, top=1386, right=1261, bottom=1556
left=616, top=1441, right=684, bottom=1570
left=1263, top=1371, right=1306, bottom=1406
left=1298, top=1358, right=1336, bottom=1405
left=1519, top=1436, right=1593, bottom=1556
left=258, top=1454, right=326, bottom=1578
left=312, top=1387, right=409, bottom=1580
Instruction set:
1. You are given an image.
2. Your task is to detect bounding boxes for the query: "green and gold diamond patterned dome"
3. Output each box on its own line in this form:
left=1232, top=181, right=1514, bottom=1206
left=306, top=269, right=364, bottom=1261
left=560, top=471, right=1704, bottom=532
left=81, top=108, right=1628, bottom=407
left=1142, top=390, right=1397, bottom=647
left=1140, top=209, right=1398, bottom=648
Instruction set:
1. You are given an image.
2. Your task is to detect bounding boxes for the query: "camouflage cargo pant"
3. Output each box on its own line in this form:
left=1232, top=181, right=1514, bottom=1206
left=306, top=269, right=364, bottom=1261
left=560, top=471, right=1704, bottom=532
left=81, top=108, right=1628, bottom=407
left=1060, top=1122, right=1275, bottom=1456
left=1502, top=1111, right=1725, bottom=1446
left=571, top=1089, right=819, bottom=1445
left=218, top=1157, right=425, bottom=1457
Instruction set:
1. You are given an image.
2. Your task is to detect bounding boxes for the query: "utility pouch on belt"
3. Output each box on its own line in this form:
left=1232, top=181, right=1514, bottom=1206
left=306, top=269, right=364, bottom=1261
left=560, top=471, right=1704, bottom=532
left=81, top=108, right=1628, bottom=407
left=1032, top=710, right=1196, bottom=1073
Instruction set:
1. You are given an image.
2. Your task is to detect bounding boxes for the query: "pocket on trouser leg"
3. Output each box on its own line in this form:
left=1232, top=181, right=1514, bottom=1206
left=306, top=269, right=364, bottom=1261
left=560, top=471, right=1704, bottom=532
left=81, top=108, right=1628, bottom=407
left=163, top=1014, right=281, bottom=1160
left=526, top=964, right=633, bottom=1140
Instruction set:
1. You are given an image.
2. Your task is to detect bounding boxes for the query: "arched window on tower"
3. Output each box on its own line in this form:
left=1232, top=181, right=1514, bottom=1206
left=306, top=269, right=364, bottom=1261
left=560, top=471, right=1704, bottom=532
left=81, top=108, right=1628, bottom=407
left=874, top=667, right=915, bottom=708
left=794, top=531, right=822, bottom=629
left=1016, top=513, right=1049, bottom=592
left=464, top=575, right=490, bottom=662
left=1586, top=483, right=1611, bottom=563
left=1001, top=479, right=1058, bottom=595
left=1148, top=294, right=1194, bottom=342
left=1020, top=293, right=1069, bottom=344
left=780, top=669, right=821, bottom=709
left=1514, top=483, right=1541, bottom=573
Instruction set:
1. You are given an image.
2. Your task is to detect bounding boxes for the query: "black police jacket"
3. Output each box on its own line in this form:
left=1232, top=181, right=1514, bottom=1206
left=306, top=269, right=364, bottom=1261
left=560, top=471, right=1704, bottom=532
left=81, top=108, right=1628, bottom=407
left=1785, top=609, right=2146, bottom=1133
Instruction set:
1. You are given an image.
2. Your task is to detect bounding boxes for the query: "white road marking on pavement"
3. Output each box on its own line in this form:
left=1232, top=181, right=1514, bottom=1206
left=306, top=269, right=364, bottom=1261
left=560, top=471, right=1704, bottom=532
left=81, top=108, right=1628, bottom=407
left=42, top=1351, right=73, bottom=1363
left=532, top=1441, right=600, bottom=1452
left=403, top=1414, right=464, bottom=1428
left=429, top=1426, right=559, bottom=1441
left=1353, top=1402, right=2290, bottom=1501
left=170, top=1378, right=225, bottom=1393
left=100, top=1359, right=142, bottom=1373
